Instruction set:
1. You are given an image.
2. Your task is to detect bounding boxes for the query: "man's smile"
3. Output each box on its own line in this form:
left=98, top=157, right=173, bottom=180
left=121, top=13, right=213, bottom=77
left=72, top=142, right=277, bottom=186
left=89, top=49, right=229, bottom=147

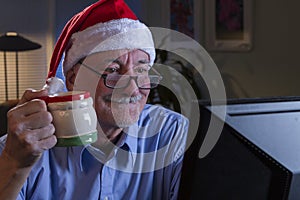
left=104, top=94, right=143, bottom=104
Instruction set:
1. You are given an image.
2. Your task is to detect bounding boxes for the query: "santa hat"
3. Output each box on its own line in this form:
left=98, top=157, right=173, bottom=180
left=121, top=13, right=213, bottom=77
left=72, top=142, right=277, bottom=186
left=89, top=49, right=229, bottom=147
left=45, top=0, right=155, bottom=94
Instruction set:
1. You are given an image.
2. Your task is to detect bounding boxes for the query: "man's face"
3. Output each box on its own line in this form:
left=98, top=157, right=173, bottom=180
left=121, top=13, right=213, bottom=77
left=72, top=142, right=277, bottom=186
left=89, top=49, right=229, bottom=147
left=72, top=49, right=151, bottom=130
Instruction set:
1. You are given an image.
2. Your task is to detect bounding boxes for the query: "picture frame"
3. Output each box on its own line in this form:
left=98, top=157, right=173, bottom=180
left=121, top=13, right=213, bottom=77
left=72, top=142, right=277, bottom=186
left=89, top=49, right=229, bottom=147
left=161, top=0, right=203, bottom=45
left=204, top=0, right=253, bottom=52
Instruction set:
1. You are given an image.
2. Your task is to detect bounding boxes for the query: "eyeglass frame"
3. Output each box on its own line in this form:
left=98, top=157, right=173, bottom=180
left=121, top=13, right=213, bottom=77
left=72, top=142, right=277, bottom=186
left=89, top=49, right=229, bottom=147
left=78, top=60, right=163, bottom=89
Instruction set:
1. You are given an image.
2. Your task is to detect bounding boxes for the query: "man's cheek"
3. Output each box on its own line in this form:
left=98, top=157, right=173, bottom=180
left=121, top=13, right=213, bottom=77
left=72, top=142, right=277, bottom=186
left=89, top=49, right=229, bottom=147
left=75, top=72, right=100, bottom=98
left=140, top=89, right=150, bottom=98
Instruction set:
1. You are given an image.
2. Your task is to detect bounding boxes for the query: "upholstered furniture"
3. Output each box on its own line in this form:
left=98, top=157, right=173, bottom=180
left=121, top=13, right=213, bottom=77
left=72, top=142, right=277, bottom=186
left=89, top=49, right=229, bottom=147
left=0, top=100, right=18, bottom=136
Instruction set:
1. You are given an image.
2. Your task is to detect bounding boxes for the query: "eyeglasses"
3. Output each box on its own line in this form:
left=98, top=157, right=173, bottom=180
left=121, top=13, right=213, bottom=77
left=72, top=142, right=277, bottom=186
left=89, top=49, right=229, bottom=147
left=78, top=61, right=162, bottom=89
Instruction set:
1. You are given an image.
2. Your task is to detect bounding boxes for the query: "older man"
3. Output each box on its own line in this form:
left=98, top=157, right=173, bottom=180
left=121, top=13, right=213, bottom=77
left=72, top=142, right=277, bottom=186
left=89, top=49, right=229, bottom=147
left=0, top=0, right=188, bottom=199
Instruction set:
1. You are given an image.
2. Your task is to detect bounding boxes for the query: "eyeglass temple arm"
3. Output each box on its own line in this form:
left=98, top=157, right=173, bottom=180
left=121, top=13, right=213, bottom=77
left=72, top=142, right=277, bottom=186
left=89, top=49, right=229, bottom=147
left=78, top=60, right=105, bottom=77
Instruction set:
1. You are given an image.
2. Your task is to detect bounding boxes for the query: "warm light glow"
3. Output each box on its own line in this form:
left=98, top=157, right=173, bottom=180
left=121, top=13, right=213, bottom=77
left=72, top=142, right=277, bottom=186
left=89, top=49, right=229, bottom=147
left=6, top=32, right=18, bottom=37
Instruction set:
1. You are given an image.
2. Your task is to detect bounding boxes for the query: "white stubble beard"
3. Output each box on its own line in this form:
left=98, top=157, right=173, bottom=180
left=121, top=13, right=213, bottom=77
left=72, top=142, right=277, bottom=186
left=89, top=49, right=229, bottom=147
left=99, top=94, right=144, bottom=128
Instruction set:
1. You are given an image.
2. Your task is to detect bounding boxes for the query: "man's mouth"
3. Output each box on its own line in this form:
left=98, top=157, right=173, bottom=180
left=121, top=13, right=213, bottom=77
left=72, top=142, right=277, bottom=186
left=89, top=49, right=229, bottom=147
left=104, top=94, right=143, bottom=104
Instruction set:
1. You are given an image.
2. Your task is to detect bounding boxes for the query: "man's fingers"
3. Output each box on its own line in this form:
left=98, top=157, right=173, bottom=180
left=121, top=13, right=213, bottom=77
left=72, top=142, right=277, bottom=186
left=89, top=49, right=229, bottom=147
left=23, top=110, right=53, bottom=130
left=38, top=134, right=57, bottom=150
left=20, top=124, right=55, bottom=142
left=7, top=100, right=50, bottom=135
left=9, top=99, right=47, bottom=118
left=18, top=89, right=48, bottom=105
left=15, top=125, right=57, bottom=159
left=31, top=127, right=57, bottom=153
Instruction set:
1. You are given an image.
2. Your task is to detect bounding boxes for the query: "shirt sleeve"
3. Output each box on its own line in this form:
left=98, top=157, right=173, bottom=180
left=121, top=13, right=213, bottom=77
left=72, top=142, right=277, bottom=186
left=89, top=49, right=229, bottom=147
left=0, top=135, right=26, bottom=199
left=168, top=115, right=189, bottom=200
left=0, top=134, right=7, bottom=153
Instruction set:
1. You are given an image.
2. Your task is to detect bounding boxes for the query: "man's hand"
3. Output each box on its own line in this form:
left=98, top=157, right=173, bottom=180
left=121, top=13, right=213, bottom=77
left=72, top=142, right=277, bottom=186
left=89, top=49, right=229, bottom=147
left=2, top=89, right=57, bottom=168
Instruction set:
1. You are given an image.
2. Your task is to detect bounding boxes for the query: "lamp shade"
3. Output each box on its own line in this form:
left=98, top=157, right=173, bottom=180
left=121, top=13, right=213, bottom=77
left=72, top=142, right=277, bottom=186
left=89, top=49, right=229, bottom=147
left=0, top=32, right=41, bottom=52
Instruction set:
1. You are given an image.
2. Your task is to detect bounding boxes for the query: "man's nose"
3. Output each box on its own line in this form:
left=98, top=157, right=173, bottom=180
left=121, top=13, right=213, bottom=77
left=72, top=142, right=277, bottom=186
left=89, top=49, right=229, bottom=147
left=120, top=69, right=140, bottom=93
left=125, top=76, right=139, bottom=92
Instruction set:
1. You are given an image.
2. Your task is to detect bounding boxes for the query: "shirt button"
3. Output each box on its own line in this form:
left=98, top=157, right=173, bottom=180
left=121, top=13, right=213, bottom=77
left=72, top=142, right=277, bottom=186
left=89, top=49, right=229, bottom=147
left=104, top=196, right=109, bottom=200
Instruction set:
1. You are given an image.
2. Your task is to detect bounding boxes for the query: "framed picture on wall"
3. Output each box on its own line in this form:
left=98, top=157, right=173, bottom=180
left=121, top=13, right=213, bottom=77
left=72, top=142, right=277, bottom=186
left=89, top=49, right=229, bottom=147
left=204, top=0, right=253, bottom=52
left=161, top=0, right=203, bottom=44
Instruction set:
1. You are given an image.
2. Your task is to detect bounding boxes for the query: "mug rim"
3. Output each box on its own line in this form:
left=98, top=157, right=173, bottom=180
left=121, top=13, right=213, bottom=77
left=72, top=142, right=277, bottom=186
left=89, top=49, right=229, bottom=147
left=39, top=91, right=90, bottom=104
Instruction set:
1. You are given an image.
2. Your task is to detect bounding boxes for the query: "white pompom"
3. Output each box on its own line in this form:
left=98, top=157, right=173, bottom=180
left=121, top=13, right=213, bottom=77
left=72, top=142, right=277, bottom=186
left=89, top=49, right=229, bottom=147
left=43, top=77, right=66, bottom=95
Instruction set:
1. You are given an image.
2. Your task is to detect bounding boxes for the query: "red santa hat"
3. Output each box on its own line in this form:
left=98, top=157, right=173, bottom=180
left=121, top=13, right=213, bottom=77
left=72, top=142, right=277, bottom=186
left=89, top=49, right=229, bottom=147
left=45, top=0, right=155, bottom=94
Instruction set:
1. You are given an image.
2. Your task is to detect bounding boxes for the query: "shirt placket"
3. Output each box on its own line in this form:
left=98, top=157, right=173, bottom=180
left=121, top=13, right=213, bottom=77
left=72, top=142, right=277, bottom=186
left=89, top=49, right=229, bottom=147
left=99, top=157, right=115, bottom=200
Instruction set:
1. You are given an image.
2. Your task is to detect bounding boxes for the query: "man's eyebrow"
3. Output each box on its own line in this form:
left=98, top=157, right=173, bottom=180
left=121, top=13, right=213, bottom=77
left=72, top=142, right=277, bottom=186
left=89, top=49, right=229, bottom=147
left=104, top=58, right=121, bottom=65
left=103, top=58, right=115, bottom=62
left=138, top=59, right=150, bottom=64
left=104, top=58, right=150, bottom=65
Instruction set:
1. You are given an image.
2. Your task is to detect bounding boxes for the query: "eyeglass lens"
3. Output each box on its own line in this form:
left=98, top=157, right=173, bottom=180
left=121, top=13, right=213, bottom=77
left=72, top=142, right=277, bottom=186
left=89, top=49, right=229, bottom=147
left=105, top=74, right=160, bottom=89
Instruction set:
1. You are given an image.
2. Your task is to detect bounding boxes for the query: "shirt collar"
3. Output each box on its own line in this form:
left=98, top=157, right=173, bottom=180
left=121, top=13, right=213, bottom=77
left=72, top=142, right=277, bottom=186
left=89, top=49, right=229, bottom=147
left=121, top=121, right=138, bottom=153
left=80, top=121, right=139, bottom=172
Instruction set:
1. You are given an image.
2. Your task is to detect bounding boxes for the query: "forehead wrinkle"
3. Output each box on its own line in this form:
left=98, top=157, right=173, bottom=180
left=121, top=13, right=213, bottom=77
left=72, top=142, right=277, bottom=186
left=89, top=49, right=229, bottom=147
left=87, top=50, right=150, bottom=68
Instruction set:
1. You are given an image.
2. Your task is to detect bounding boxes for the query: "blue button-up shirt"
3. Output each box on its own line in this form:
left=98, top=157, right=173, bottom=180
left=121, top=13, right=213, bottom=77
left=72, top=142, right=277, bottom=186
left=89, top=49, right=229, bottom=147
left=0, top=104, right=188, bottom=200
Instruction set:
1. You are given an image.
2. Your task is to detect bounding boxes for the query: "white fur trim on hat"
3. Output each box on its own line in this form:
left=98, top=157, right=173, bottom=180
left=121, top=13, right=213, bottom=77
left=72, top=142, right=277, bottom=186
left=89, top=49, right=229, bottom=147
left=43, top=77, right=66, bottom=94
left=63, top=18, right=155, bottom=75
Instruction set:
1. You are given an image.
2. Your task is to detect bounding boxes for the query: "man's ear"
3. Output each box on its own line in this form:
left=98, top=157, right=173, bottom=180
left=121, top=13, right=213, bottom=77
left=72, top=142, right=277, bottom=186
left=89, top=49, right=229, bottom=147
left=65, top=66, right=78, bottom=91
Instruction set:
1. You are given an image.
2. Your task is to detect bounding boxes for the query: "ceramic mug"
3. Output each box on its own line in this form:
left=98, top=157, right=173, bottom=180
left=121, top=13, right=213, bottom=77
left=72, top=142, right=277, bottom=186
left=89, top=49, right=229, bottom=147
left=39, top=91, right=98, bottom=146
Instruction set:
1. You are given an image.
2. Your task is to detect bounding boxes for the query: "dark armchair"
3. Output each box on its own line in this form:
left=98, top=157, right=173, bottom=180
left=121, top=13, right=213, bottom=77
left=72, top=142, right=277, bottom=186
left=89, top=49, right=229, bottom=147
left=0, top=100, right=18, bottom=137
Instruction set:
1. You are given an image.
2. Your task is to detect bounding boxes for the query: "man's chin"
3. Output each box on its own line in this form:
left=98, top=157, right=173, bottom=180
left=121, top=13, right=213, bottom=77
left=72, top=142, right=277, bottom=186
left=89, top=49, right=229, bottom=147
left=113, top=114, right=139, bottom=128
left=96, top=98, right=145, bottom=128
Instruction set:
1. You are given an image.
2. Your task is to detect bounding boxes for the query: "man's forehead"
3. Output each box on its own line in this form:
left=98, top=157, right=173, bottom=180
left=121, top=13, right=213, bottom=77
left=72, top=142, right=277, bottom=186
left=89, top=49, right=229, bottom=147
left=82, top=49, right=149, bottom=65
